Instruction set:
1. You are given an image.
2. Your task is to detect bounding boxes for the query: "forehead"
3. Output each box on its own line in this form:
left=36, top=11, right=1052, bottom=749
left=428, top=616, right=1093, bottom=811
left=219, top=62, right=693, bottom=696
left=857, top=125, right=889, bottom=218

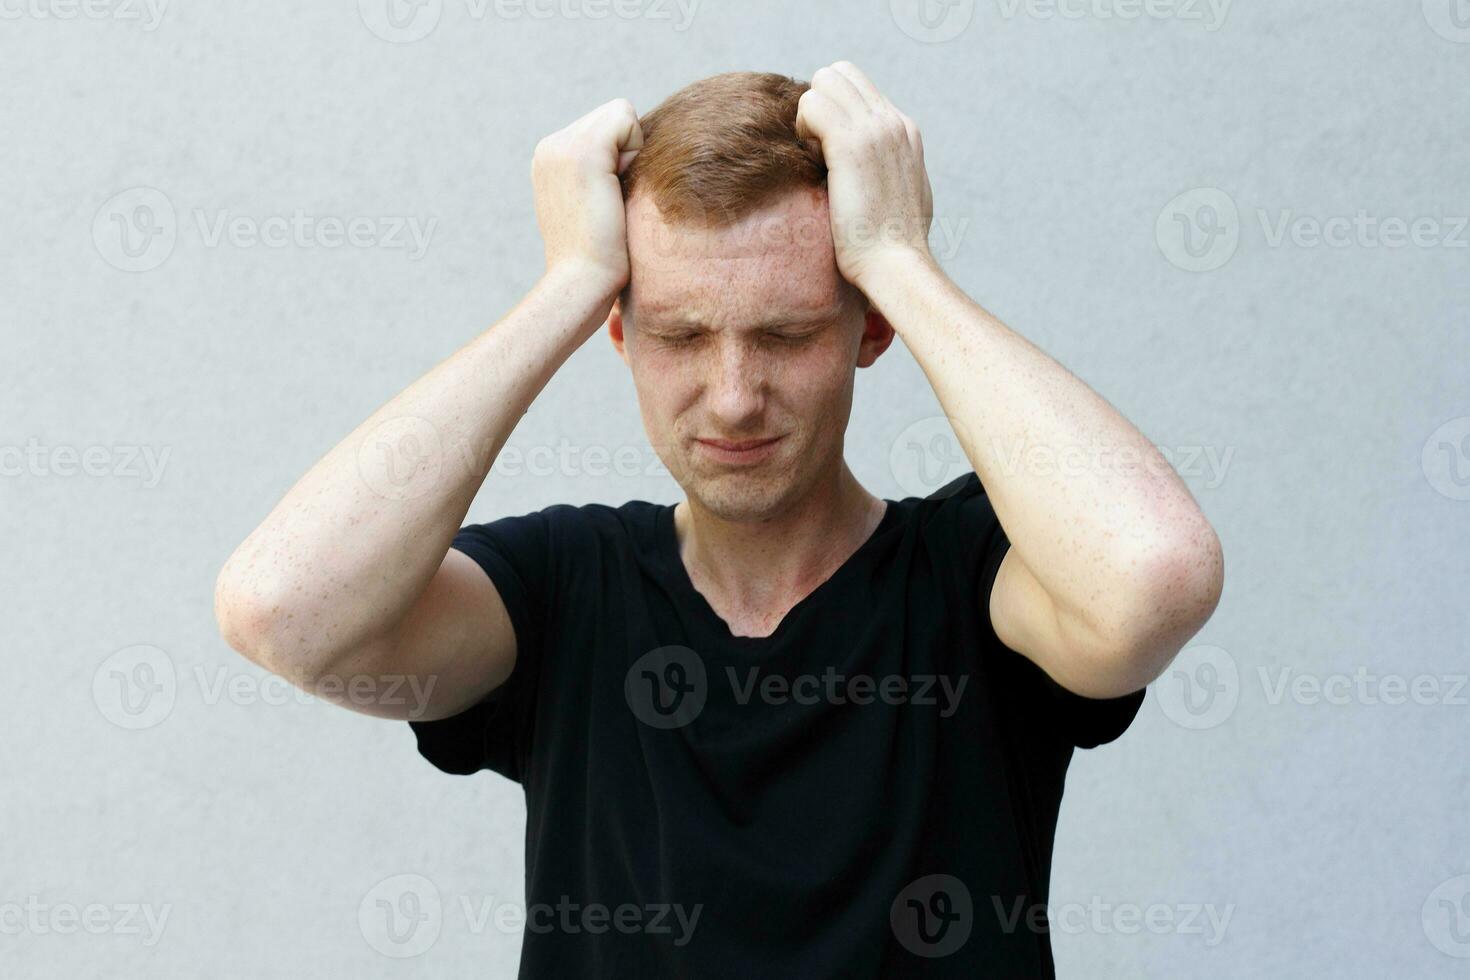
left=625, top=187, right=848, bottom=327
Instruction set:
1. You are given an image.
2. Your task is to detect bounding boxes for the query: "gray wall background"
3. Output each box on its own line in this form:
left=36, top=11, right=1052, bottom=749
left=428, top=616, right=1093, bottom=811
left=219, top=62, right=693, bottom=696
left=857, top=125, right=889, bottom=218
left=3, top=1, right=1467, bottom=976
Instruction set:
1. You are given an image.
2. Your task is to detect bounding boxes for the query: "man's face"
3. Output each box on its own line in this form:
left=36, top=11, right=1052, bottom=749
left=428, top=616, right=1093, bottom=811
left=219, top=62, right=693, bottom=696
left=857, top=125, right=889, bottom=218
left=612, top=186, right=891, bottom=524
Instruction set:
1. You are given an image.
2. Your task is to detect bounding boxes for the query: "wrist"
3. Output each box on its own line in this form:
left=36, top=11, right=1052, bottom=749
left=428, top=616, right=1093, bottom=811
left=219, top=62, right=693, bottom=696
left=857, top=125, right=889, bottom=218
left=853, top=246, right=943, bottom=308
left=541, top=258, right=625, bottom=303
left=527, top=263, right=623, bottom=349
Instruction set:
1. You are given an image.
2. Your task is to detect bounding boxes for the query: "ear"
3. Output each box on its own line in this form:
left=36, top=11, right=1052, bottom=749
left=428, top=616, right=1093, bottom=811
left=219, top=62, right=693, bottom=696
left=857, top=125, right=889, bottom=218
left=607, top=294, right=629, bottom=364
left=855, top=301, right=895, bottom=368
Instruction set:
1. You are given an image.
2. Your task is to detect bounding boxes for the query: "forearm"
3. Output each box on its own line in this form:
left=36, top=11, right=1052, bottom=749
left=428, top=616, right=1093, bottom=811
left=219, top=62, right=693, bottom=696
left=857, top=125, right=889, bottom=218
left=215, top=265, right=612, bottom=680
left=863, top=252, right=1221, bottom=649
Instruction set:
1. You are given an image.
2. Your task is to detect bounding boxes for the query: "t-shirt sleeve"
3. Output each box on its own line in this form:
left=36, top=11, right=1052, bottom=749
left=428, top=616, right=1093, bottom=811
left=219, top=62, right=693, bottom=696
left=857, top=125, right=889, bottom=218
left=407, top=509, right=555, bottom=782
left=935, top=471, right=1146, bottom=750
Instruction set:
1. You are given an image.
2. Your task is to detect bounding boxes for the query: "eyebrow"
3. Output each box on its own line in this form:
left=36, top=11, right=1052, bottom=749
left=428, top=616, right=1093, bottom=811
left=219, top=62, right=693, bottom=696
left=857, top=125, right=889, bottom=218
left=639, top=307, right=845, bottom=331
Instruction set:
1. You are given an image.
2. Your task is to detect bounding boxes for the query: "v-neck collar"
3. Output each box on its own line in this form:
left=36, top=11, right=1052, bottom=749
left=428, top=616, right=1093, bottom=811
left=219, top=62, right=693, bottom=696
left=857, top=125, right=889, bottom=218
left=655, top=498, right=897, bottom=646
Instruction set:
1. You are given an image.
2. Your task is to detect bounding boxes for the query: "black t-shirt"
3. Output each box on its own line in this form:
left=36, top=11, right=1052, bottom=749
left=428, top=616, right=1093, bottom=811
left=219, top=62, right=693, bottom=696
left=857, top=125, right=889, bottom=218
left=409, top=471, right=1145, bottom=978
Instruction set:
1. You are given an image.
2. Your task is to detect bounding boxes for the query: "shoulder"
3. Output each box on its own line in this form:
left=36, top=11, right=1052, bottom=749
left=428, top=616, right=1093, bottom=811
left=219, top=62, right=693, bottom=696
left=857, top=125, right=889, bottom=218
left=460, top=497, right=661, bottom=554
left=892, top=471, right=998, bottom=539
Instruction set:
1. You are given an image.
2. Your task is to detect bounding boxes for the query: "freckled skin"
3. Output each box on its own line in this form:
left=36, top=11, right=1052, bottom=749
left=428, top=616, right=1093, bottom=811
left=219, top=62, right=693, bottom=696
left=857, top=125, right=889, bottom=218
left=612, top=188, right=886, bottom=525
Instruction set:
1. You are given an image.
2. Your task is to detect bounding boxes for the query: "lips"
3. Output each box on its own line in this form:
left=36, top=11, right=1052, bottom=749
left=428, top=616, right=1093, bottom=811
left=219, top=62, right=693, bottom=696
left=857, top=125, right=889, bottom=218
left=698, top=437, right=781, bottom=451
left=694, top=435, right=785, bottom=464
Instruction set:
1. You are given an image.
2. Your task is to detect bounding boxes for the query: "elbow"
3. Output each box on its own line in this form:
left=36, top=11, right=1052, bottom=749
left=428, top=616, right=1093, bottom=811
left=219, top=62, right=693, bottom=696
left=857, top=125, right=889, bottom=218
left=212, top=565, right=334, bottom=687
left=1115, top=524, right=1225, bottom=686
left=213, top=563, right=259, bottom=659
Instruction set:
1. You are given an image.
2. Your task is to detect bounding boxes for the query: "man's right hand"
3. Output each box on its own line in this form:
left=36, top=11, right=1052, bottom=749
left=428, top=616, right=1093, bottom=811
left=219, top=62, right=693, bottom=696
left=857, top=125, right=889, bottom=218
left=532, top=98, right=643, bottom=317
left=215, top=99, right=647, bottom=728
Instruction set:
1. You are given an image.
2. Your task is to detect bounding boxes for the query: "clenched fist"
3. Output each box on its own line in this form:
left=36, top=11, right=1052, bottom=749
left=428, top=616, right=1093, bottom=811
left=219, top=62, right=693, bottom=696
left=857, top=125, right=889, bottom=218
left=795, top=61, right=934, bottom=293
left=531, top=98, right=644, bottom=300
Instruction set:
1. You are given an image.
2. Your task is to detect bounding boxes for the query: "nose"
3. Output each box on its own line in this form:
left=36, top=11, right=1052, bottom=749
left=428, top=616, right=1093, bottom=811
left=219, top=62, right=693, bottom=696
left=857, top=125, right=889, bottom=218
left=704, top=338, right=766, bottom=432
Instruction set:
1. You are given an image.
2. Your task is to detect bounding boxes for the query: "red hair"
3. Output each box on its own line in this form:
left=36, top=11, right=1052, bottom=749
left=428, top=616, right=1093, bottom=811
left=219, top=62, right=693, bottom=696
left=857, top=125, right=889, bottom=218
left=620, top=71, right=826, bottom=225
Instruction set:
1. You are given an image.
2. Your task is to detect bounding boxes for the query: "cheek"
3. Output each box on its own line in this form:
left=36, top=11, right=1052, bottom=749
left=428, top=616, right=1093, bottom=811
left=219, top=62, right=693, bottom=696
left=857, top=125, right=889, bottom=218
left=786, top=340, right=855, bottom=400
left=628, top=346, right=693, bottom=431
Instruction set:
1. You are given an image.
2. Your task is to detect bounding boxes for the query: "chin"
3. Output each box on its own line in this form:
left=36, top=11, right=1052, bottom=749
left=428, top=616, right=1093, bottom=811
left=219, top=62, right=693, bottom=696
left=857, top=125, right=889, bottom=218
left=683, top=468, right=797, bottom=524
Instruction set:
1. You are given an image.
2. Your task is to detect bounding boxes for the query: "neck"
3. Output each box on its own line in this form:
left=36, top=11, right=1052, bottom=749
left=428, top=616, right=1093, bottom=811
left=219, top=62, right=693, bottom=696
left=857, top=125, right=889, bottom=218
left=673, top=462, right=886, bottom=629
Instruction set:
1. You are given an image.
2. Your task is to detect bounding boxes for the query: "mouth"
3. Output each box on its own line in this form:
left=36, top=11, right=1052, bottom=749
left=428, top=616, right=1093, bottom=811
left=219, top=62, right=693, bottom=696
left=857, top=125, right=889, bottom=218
left=694, top=435, right=785, bottom=465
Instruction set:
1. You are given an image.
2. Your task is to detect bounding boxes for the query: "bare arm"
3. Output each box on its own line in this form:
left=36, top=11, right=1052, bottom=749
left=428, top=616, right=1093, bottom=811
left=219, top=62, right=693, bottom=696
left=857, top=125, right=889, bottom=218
left=213, top=98, right=644, bottom=721
left=798, top=62, right=1223, bottom=699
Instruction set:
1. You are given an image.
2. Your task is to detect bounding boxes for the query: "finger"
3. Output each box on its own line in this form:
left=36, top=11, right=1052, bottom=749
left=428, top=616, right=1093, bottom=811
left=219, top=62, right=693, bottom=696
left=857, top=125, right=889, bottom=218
left=810, top=63, right=869, bottom=116
left=827, top=61, right=884, bottom=110
left=610, top=101, right=643, bottom=152
left=591, top=99, right=641, bottom=150
left=902, top=115, right=923, bottom=157
left=599, top=101, right=642, bottom=175
left=794, top=88, right=848, bottom=142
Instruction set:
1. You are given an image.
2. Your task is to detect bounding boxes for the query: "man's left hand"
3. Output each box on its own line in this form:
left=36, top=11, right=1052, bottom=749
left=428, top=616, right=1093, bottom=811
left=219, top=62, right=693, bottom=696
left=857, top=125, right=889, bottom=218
left=795, top=61, right=935, bottom=294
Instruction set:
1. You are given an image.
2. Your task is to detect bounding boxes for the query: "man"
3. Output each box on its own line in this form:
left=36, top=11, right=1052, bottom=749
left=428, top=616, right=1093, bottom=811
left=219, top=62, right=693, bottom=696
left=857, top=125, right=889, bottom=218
left=214, top=63, right=1223, bottom=977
